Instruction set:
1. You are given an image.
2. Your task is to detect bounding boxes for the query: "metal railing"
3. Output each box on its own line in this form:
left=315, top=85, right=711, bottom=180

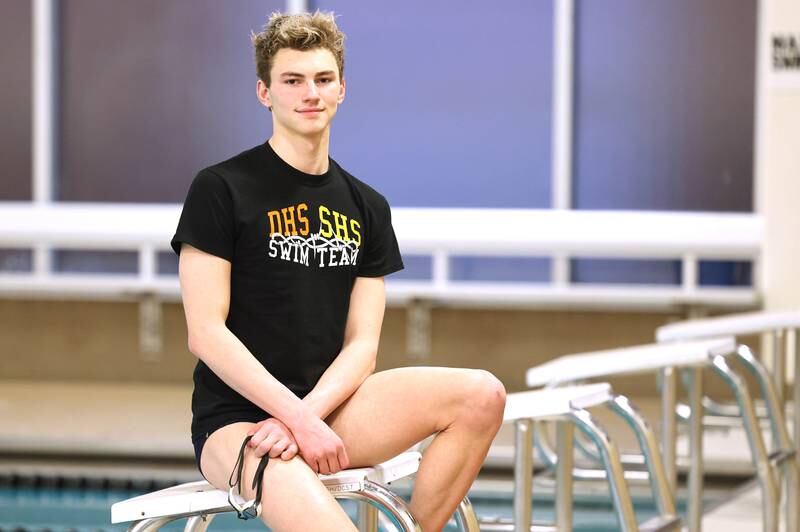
left=0, top=203, right=762, bottom=311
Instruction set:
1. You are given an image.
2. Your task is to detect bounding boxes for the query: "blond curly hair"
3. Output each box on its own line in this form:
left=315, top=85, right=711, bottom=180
left=252, top=11, right=345, bottom=86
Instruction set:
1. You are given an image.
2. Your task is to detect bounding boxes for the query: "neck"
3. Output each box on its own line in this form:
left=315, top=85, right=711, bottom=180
left=268, top=128, right=331, bottom=175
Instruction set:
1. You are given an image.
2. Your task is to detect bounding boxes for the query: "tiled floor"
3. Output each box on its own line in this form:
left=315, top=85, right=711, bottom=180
left=0, top=379, right=770, bottom=529
left=702, top=480, right=790, bottom=532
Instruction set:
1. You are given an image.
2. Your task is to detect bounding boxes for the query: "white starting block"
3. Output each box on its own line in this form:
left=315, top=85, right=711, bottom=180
left=521, top=336, right=797, bottom=532
left=491, top=383, right=680, bottom=532
left=656, top=310, right=800, bottom=343
left=656, top=310, right=800, bottom=532
left=111, top=451, right=480, bottom=532
left=525, top=338, right=736, bottom=386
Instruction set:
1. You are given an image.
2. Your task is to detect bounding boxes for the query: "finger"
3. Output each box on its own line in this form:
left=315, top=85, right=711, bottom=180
left=338, top=447, right=350, bottom=470
left=332, top=454, right=344, bottom=474
left=252, top=421, right=283, bottom=448
left=248, top=424, right=271, bottom=447
left=255, top=432, right=280, bottom=458
left=249, top=429, right=269, bottom=449
left=322, top=455, right=338, bottom=475
left=281, top=443, right=298, bottom=461
left=317, top=456, right=332, bottom=475
left=268, top=437, right=290, bottom=458
left=247, top=419, right=270, bottom=438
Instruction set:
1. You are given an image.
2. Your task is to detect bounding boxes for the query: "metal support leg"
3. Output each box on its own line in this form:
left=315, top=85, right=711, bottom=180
left=569, top=409, right=638, bottom=532
left=735, top=344, right=799, bottom=532
left=358, top=500, right=379, bottom=532
left=533, top=411, right=651, bottom=483
left=455, top=497, right=481, bottom=532
left=767, top=329, right=786, bottom=458
left=128, top=517, right=180, bottom=532
left=794, top=328, right=800, bottom=532
left=184, top=514, right=215, bottom=532
left=662, top=366, right=678, bottom=494
left=338, top=481, right=422, bottom=532
left=513, top=419, right=534, bottom=532
left=686, top=367, right=704, bottom=532
left=735, top=347, right=784, bottom=439
left=793, top=328, right=800, bottom=454
left=609, top=395, right=677, bottom=519
left=711, top=354, right=780, bottom=532
left=774, top=330, right=786, bottom=405
left=555, top=420, right=573, bottom=531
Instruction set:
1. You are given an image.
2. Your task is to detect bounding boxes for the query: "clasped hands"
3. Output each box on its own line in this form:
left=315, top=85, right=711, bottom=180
left=246, top=415, right=350, bottom=475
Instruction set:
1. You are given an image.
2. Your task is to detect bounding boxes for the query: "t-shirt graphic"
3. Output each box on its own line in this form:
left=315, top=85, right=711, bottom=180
left=170, top=142, right=404, bottom=441
left=266, top=203, right=361, bottom=269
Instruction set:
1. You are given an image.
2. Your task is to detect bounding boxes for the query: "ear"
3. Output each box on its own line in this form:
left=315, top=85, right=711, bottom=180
left=337, top=77, right=346, bottom=105
left=256, top=79, right=272, bottom=111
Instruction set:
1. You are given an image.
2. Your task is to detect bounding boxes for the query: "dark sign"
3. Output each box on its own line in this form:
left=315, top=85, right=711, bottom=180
left=773, top=34, right=800, bottom=70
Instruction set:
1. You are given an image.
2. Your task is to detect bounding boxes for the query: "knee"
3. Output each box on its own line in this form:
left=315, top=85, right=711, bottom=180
left=457, top=369, right=507, bottom=429
left=253, top=455, right=316, bottom=502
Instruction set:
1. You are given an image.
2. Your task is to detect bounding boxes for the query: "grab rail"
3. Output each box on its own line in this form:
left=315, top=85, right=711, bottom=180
left=0, top=203, right=762, bottom=310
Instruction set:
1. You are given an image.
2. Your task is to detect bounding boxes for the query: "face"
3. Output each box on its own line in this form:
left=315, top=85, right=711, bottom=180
left=257, top=47, right=345, bottom=138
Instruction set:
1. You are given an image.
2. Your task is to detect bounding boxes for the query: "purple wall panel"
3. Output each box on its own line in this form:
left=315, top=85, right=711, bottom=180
left=573, top=0, right=756, bottom=212
left=571, top=0, right=756, bottom=284
left=59, top=0, right=282, bottom=202
left=0, top=0, right=32, bottom=200
left=316, top=0, right=553, bottom=207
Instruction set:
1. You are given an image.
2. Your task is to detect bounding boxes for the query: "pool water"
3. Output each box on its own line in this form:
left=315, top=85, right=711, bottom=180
left=0, top=484, right=703, bottom=531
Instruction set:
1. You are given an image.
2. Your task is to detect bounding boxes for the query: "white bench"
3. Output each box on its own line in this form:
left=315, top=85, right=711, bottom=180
left=111, top=451, right=479, bottom=532
left=656, top=310, right=800, bottom=532
left=495, top=383, right=680, bottom=532
left=524, top=337, right=738, bottom=532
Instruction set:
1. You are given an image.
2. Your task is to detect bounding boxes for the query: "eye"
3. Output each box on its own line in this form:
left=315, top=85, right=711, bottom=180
left=285, top=78, right=300, bottom=85
left=317, top=77, right=333, bottom=84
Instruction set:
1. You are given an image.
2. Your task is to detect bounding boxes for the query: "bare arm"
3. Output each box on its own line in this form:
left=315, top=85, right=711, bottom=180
left=179, top=244, right=307, bottom=421
left=179, top=244, right=348, bottom=472
left=303, top=276, right=387, bottom=420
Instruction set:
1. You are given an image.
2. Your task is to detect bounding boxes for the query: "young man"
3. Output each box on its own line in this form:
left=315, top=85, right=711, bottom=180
left=172, top=11, right=505, bottom=531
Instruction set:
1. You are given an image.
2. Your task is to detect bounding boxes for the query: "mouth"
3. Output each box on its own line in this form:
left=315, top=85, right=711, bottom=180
left=297, top=108, right=324, bottom=114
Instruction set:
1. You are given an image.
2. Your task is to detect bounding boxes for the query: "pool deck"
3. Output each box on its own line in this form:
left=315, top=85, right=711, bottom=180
left=0, top=379, right=770, bottom=529
left=701, top=480, right=784, bottom=532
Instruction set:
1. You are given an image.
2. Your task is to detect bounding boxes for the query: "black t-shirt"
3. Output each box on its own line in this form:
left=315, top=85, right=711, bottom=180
left=171, top=142, right=404, bottom=438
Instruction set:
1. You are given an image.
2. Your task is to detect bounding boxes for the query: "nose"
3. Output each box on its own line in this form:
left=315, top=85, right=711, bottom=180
left=302, top=80, right=320, bottom=101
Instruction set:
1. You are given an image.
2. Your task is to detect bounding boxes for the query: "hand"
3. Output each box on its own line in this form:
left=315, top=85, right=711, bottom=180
left=289, top=413, right=349, bottom=475
left=247, top=418, right=298, bottom=460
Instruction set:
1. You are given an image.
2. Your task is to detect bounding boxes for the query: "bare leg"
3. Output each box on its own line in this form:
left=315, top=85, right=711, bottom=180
left=326, top=367, right=506, bottom=532
left=200, top=422, right=357, bottom=531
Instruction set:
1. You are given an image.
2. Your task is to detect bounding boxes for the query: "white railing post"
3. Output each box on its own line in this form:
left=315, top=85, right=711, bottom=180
left=551, top=0, right=575, bottom=211
left=551, top=253, right=570, bottom=287
left=285, top=0, right=307, bottom=15
left=139, top=244, right=156, bottom=286
left=682, top=253, right=698, bottom=295
left=32, top=0, right=57, bottom=282
left=432, top=250, right=449, bottom=291
left=32, top=0, right=57, bottom=204
left=33, top=242, right=52, bottom=279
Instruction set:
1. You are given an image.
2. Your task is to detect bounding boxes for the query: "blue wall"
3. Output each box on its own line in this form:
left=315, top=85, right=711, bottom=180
left=318, top=0, right=553, bottom=208
left=0, top=1, right=758, bottom=285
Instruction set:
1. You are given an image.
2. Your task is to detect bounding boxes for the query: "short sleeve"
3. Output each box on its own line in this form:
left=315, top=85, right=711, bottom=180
left=171, top=169, right=235, bottom=261
left=358, top=196, right=404, bottom=277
